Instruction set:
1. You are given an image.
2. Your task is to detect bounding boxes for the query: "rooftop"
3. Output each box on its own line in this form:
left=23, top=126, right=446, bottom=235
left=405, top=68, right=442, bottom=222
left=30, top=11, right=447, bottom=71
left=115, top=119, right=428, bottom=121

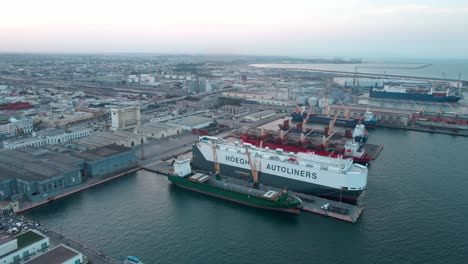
left=167, top=115, right=212, bottom=127
left=16, top=230, right=45, bottom=249
left=71, top=144, right=132, bottom=161
left=0, top=233, right=15, bottom=246
left=0, top=149, right=79, bottom=182
left=24, top=245, right=80, bottom=264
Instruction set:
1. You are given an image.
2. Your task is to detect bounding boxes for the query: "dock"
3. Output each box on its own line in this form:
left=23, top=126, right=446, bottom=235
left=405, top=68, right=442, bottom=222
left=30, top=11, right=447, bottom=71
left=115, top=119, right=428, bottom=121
left=142, top=166, right=363, bottom=223
left=17, top=166, right=141, bottom=213
left=365, top=143, right=384, bottom=160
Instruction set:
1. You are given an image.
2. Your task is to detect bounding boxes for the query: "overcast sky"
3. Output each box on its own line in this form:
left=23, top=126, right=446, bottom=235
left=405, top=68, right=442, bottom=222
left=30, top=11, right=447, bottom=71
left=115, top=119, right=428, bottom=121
left=1, top=0, right=468, bottom=59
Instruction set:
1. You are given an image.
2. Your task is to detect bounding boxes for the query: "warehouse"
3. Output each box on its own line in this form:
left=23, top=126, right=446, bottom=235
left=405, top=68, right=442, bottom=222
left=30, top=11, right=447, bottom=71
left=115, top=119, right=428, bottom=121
left=243, top=110, right=276, bottom=122
left=0, top=145, right=137, bottom=202
left=77, top=130, right=148, bottom=149
left=71, top=145, right=137, bottom=178
left=166, top=115, right=213, bottom=130
left=133, top=122, right=182, bottom=139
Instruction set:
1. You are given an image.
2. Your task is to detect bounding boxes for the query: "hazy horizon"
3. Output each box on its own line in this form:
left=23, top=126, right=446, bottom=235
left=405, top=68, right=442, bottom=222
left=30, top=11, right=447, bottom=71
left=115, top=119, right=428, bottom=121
left=1, top=0, right=468, bottom=59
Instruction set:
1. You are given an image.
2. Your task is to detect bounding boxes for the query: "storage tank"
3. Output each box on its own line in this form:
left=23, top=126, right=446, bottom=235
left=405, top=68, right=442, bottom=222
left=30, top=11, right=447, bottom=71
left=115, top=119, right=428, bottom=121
left=296, top=96, right=307, bottom=106
left=307, top=97, right=318, bottom=107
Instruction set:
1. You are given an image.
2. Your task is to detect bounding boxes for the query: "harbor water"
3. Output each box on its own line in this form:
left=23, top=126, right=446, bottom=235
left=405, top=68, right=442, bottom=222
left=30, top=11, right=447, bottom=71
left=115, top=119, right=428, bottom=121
left=25, top=128, right=468, bottom=264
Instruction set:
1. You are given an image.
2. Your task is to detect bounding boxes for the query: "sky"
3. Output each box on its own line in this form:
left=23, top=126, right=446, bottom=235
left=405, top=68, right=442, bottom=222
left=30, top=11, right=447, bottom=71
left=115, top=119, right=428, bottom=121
left=1, top=0, right=468, bottom=59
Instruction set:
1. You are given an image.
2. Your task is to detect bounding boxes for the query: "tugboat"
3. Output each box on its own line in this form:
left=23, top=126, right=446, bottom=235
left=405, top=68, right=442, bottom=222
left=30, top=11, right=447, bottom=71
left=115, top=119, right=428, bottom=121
left=120, top=256, right=144, bottom=264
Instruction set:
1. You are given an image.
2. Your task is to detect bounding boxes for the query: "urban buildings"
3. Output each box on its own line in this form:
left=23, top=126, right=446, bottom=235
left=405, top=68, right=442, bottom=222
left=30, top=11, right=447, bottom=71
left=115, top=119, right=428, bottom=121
left=111, top=106, right=141, bottom=130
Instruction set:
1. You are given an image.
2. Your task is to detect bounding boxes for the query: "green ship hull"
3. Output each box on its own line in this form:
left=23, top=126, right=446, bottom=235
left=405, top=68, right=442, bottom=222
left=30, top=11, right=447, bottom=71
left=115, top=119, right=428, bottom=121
left=168, top=175, right=301, bottom=214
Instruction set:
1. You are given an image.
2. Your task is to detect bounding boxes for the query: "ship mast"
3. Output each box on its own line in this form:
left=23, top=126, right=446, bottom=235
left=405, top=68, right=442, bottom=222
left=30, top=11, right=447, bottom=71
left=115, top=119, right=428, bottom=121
left=244, top=146, right=259, bottom=189
left=212, top=141, right=221, bottom=180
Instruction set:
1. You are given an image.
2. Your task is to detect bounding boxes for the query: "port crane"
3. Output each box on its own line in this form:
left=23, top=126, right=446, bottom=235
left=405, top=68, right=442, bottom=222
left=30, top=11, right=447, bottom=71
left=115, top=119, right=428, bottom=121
left=302, top=107, right=313, bottom=133
left=244, top=146, right=260, bottom=189
left=279, top=127, right=292, bottom=144
left=338, top=99, right=350, bottom=119
left=322, top=106, right=342, bottom=147
left=445, top=102, right=460, bottom=119
left=211, top=141, right=221, bottom=180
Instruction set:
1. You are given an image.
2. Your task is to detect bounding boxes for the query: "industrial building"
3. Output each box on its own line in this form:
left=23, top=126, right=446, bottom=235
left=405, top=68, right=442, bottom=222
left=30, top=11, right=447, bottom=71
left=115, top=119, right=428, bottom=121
left=133, top=122, right=182, bottom=139
left=243, top=110, right=276, bottom=122
left=77, top=130, right=148, bottom=149
left=111, top=105, right=141, bottom=130
left=0, top=230, right=49, bottom=264
left=166, top=115, right=213, bottom=130
left=0, top=145, right=137, bottom=202
left=71, top=144, right=137, bottom=178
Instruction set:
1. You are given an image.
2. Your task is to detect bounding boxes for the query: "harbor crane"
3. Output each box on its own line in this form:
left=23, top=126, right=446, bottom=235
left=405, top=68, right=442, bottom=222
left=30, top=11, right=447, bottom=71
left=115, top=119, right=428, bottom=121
left=322, top=106, right=342, bottom=147
left=302, top=107, right=313, bottom=133
left=212, top=141, right=221, bottom=180
left=244, top=146, right=260, bottom=189
left=338, top=98, right=350, bottom=119
left=445, top=102, right=460, bottom=118
left=279, top=127, right=292, bottom=144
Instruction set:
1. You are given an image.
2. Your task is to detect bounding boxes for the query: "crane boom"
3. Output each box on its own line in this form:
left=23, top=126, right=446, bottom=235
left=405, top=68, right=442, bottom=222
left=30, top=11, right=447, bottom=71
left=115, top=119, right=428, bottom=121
left=328, top=105, right=342, bottom=136
left=212, top=142, right=221, bottom=180
left=244, top=146, right=259, bottom=188
left=302, top=107, right=313, bottom=132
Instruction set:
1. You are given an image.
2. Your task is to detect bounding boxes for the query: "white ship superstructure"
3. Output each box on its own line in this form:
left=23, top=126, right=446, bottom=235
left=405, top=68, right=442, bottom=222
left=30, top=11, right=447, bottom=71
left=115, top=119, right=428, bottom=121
left=192, top=136, right=368, bottom=203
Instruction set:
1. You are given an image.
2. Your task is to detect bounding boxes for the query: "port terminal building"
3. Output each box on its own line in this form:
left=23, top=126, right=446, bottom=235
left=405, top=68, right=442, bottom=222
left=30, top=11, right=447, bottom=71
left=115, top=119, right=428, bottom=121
left=0, top=145, right=137, bottom=202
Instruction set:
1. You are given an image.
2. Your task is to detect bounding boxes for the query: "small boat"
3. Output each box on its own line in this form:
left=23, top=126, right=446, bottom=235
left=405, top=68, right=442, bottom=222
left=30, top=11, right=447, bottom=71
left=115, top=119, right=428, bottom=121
left=120, top=256, right=144, bottom=264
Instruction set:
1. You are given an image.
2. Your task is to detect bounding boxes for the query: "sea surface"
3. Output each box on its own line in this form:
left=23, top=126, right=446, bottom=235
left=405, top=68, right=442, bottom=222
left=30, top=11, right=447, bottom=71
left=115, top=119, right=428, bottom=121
left=252, top=59, right=468, bottom=81
left=25, top=128, right=468, bottom=264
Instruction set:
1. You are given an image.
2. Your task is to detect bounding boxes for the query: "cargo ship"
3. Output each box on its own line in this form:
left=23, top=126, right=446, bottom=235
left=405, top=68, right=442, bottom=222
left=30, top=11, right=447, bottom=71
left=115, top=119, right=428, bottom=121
left=370, top=86, right=461, bottom=102
left=291, top=109, right=377, bottom=128
left=240, top=135, right=372, bottom=164
left=192, top=136, right=368, bottom=204
left=278, top=119, right=369, bottom=143
left=168, top=158, right=302, bottom=214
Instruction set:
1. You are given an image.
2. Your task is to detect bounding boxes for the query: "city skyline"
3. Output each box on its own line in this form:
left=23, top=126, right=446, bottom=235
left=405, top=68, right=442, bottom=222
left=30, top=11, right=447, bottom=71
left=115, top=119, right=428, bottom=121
left=1, top=0, right=468, bottom=59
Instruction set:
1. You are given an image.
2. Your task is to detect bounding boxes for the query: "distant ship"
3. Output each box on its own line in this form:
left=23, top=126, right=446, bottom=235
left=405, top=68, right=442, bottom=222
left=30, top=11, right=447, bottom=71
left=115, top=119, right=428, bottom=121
left=291, top=109, right=377, bottom=128
left=192, top=136, right=368, bottom=204
left=168, top=158, right=302, bottom=214
left=370, top=86, right=461, bottom=102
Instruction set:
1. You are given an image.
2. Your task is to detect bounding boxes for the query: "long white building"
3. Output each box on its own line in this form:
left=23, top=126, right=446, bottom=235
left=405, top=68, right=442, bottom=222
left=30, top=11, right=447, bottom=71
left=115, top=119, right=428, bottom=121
left=3, top=128, right=92, bottom=149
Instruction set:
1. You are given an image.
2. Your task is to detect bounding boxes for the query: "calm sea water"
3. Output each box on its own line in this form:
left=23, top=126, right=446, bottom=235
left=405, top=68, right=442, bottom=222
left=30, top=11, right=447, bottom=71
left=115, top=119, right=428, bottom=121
left=252, top=59, right=468, bottom=81
left=25, top=128, right=468, bottom=264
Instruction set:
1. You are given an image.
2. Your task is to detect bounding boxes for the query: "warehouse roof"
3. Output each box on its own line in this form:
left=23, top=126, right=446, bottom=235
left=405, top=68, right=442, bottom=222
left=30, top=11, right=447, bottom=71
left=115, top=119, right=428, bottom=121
left=167, top=115, right=212, bottom=127
left=71, top=144, right=131, bottom=161
left=24, top=245, right=80, bottom=264
left=0, top=149, right=79, bottom=182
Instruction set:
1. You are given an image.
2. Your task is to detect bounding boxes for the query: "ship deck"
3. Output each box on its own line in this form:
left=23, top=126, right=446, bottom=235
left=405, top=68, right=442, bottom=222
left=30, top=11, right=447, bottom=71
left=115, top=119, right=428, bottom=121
left=143, top=164, right=363, bottom=223
left=204, top=173, right=363, bottom=223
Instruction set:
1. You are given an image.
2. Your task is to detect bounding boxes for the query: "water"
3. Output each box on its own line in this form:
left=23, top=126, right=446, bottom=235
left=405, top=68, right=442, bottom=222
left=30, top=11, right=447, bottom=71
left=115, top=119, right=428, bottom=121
left=25, top=128, right=468, bottom=264
left=252, top=59, right=468, bottom=81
